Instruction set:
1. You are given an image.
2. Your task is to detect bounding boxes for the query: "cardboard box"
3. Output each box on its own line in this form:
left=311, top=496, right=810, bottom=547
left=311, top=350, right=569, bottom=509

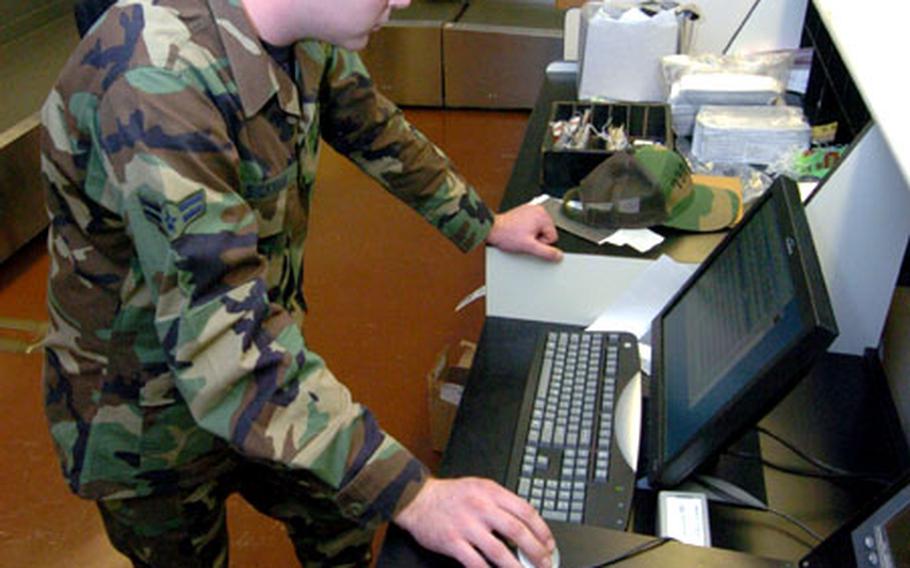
left=556, top=0, right=588, bottom=9
left=427, top=340, right=475, bottom=453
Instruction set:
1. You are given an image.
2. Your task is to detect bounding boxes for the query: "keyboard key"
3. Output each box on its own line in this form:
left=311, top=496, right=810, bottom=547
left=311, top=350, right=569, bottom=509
left=554, top=426, right=566, bottom=446
left=542, top=421, right=554, bottom=445
left=543, top=510, right=568, bottom=522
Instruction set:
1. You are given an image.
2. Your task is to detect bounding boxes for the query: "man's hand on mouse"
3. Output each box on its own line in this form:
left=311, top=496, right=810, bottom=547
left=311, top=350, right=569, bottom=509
left=487, top=204, right=563, bottom=263
left=394, top=476, right=556, bottom=568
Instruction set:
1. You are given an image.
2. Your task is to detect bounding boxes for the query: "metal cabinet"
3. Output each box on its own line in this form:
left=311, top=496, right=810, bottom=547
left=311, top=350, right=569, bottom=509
left=362, top=1, right=565, bottom=110
left=0, top=12, right=79, bottom=262
left=360, top=2, right=466, bottom=107
left=443, top=2, right=564, bottom=109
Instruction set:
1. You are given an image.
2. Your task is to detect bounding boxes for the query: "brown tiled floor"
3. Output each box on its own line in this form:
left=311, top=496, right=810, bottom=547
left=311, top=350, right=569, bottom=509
left=0, top=108, right=528, bottom=566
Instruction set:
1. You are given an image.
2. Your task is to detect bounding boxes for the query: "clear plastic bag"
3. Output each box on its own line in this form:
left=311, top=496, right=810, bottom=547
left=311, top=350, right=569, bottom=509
left=661, top=52, right=796, bottom=136
left=685, top=150, right=774, bottom=206
left=691, top=105, right=811, bottom=166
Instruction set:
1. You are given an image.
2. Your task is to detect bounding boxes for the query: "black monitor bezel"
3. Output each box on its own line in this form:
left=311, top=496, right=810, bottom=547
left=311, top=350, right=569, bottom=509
left=647, top=176, right=838, bottom=487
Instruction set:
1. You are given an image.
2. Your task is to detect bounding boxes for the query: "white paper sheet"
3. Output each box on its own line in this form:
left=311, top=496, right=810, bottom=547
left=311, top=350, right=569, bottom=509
left=485, top=248, right=654, bottom=326
left=603, top=229, right=665, bottom=253
left=586, top=254, right=697, bottom=338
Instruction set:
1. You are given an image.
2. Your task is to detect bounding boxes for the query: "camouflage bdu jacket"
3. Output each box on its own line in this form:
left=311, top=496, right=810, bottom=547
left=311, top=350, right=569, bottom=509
left=40, top=0, right=494, bottom=525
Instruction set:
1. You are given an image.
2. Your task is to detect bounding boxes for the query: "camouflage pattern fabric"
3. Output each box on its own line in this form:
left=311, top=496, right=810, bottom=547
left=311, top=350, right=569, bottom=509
left=570, top=145, right=742, bottom=233
left=97, top=452, right=374, bottom=567
left=632, top=146, right=743, bottom=232
left=40, top=0, right=494, bottom=528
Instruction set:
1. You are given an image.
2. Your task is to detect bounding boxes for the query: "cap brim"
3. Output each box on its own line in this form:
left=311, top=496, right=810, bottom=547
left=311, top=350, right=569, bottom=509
left=662, top=179, right=743, bottom=232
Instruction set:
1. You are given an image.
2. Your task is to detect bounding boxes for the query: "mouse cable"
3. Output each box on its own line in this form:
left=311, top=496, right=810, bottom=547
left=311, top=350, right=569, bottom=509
left=693, top=475, right=824, bottom=544
left=582, top=536, right=675, bottom=568
left=756, top=426, right=892, bottom=485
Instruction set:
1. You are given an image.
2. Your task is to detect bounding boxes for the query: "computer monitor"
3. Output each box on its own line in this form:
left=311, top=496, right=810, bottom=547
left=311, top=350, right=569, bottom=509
left=647, top=176, right=838, bottom=487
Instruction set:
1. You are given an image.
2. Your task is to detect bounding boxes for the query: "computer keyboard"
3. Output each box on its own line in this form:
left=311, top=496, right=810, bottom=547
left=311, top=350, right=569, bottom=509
left=507, top=329, right=639, bottom=529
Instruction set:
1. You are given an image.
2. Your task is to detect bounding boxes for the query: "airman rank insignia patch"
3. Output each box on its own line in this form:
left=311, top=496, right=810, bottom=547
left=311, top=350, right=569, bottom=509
left=139, top=190, right=206, bottom=238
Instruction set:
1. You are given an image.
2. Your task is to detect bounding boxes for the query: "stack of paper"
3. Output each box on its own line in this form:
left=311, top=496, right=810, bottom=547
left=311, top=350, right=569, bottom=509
left=669, top=73, right=784, bottom=136
left=691, top=105, right=811, bottom=166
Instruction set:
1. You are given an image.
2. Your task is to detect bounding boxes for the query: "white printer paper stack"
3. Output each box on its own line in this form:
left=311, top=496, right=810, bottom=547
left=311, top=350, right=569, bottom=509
left=691, top=105, right=811, bottom=166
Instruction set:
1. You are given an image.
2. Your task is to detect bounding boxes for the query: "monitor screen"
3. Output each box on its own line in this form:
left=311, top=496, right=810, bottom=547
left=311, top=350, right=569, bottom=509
left=648, top=177, right=838, bottom=487
left=882, top=504, right=910, bottom=568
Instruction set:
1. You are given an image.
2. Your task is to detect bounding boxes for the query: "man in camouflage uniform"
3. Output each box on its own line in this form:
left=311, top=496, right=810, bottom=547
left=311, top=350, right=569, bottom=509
left=41, top=0, right=563, bottom=566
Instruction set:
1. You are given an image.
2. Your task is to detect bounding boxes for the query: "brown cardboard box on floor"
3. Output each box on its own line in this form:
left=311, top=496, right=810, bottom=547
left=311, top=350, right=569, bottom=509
left=427, top=340, right=476, bottom=453
left=556, top=0, right=587, bottom=9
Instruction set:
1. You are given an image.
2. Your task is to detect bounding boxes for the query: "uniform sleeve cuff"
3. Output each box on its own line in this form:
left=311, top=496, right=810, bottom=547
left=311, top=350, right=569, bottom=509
left=336, top=443, right=430, bottom=525
left=447, top=191, right=495, bottom=253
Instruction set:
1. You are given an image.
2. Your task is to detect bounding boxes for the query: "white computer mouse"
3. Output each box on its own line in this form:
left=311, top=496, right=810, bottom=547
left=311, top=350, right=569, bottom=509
left=517, top=545, right=560, bottom=568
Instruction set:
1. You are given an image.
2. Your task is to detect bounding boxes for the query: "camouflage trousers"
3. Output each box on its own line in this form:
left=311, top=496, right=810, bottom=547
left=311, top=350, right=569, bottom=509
left=95, top=453, right=375, bottom=568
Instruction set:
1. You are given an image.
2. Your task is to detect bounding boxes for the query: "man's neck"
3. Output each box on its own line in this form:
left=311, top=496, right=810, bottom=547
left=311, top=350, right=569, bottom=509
left=241, top=0, right=312, bottom=47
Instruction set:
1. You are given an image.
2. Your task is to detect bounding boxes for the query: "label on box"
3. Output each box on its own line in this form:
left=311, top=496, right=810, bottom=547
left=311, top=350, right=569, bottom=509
left=440, top=383, right=464, bottom=406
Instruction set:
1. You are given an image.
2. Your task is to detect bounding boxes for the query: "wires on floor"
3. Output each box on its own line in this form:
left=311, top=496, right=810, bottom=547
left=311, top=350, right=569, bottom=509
left=693, top=475, right=824, bottom=545
left=583, top=537, right=675, bottom=567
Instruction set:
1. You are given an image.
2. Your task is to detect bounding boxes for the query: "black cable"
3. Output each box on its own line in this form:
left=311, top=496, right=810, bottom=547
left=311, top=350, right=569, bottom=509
left=755, top=426, right=892, bottom=485
left=583, top=537, right=675, bottom=568
left=692, top=475, right=824, bottom=545
left=722, top=0, right=763, bottom=54
left=727, top=450, right=891, bottom=487
left=727, top=500, right=825, bottom=545
left=758, top=426, right=847, bottom=473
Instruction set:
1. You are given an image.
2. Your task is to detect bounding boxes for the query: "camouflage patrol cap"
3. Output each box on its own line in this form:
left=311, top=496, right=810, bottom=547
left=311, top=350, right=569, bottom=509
left=562, top=145, right=743, bottom=232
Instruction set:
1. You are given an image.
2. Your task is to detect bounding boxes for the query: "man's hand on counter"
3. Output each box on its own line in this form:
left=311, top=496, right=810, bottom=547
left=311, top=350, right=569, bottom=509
left=488, top=204, right=563, bottom=263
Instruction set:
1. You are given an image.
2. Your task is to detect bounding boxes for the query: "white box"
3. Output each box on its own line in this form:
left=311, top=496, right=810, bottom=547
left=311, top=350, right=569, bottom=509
left=577, top=2, right=679, bottom=102
left=658, top=491, right=712, bottom=547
